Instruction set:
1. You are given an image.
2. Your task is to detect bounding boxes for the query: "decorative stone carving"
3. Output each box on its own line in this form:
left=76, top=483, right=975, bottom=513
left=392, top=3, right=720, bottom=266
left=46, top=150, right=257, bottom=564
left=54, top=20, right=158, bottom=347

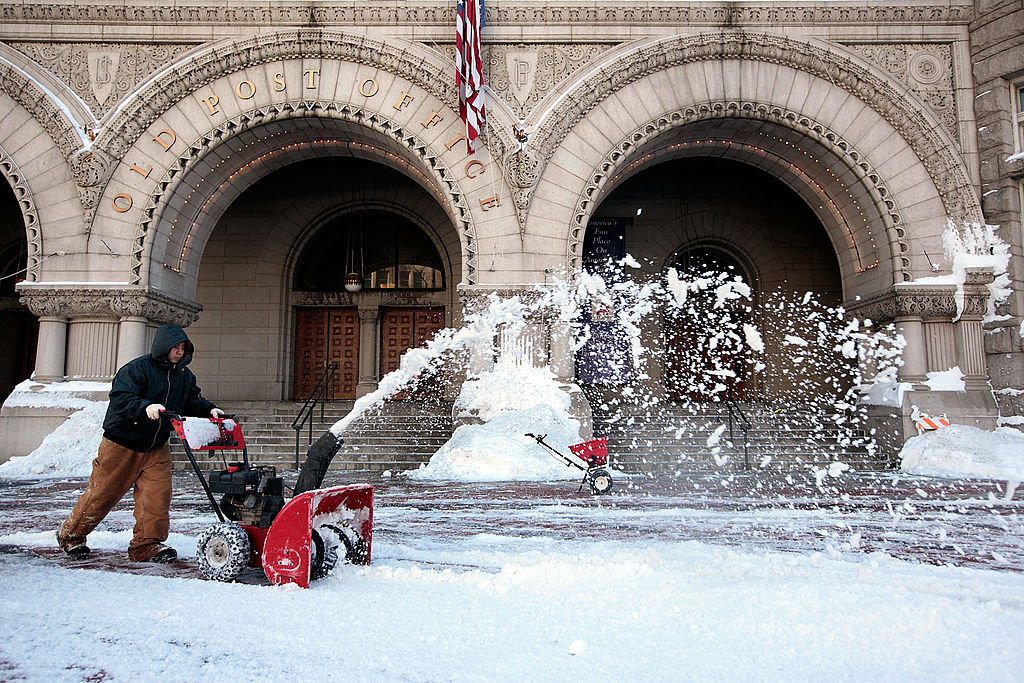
left=96, top=31, right=454, bottom=161
left=846, top=280, right=991, bottom=325
left=68, top=148, right=112, bottom=223
left=9, top=42, right=198, bottom=118
left=0, top=148, right=41, bottom=282
left=17, top=286, right=202, bottom=326
left=0, top=3, right=973, bottom=26
left=439, top=44, right=616, bottom=119
left=843, top=43, right=958, bottom=145
left=505, top=149, right=541, bottom=239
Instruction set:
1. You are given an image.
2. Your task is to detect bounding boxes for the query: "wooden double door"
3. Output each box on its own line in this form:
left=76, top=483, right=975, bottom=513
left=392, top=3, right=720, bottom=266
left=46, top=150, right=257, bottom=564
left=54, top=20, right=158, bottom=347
left=293, top=307, right=446, bottom=401
left=293, top=308, right=359, bottom=400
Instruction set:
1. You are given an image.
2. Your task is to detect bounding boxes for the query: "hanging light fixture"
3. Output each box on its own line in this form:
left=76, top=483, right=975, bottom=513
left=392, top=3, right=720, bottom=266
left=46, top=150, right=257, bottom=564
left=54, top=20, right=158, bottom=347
left=344, top=191, right=364, bottom=292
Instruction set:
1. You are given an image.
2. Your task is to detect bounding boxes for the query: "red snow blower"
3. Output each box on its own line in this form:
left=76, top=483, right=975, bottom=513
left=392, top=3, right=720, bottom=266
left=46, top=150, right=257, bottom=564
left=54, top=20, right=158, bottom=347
left=526, top=433, right=613, bottom=494
left=170, top=414, right=373, bottom=588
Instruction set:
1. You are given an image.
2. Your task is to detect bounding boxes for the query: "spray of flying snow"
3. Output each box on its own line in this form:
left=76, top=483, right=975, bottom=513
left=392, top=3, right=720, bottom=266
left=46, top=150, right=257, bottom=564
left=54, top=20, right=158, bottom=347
left=936, top=219, right=1013, bottom=323
left=329, top=257, right=903, bottom=478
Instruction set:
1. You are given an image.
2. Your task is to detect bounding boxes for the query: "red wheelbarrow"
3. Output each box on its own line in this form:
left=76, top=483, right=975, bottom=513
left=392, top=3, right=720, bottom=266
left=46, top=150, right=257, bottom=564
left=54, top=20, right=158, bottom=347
left=170, top=414, right=373, bottom=588
left=526, top=433, right=614, bottom=494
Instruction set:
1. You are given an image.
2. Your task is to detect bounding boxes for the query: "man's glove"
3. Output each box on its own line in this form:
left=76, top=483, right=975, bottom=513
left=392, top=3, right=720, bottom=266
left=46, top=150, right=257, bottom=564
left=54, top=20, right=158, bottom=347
left=145, top=403, right=165, bottom=420
left=210, top=408, right=225, bottom=419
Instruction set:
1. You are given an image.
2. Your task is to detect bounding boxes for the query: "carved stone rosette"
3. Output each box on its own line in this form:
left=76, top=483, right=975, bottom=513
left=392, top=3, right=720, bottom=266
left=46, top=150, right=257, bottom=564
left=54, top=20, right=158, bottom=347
left=16, top=286, right=202, bottom=326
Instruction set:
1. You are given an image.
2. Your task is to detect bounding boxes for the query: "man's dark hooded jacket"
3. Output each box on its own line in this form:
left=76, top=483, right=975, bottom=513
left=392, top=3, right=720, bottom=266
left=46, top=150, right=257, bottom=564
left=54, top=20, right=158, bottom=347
left=102, top=324, right=216, bottom=452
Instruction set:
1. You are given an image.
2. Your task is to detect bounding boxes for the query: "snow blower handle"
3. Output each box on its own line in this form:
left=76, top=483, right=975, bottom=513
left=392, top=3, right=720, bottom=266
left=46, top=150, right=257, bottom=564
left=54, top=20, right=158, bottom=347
left=166, top=411, right=227, bottom=524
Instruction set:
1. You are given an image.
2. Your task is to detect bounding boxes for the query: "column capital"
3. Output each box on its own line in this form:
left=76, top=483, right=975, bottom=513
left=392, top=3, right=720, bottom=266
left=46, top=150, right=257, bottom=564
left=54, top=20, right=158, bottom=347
left=16, top=284, right=202, bottom=326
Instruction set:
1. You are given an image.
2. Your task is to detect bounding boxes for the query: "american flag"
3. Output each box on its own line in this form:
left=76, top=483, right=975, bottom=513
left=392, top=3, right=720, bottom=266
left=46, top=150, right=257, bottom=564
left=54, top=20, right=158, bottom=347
left=456, top=0, right=485, bottom=154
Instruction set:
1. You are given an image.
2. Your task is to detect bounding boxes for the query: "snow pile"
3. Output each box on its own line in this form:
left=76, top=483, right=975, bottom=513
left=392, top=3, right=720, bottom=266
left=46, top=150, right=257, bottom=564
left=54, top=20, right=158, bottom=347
left=2, top=379, right=110, bottom=410
left=411, top=363, right=583, bottom=481
left=0, top=401, right=106, bottom=479
left=900, top=424, right=1024, bottom=482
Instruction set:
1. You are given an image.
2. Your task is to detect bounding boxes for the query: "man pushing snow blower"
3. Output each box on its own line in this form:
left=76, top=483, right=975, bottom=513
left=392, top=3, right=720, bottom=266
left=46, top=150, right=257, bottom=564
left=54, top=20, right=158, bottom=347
left=58, top=324, right=221, bottom=564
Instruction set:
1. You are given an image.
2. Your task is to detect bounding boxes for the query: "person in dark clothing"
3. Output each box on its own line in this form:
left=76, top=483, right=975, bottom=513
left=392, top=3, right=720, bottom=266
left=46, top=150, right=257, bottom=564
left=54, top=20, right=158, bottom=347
left=58, top=324, right=222, bottom=563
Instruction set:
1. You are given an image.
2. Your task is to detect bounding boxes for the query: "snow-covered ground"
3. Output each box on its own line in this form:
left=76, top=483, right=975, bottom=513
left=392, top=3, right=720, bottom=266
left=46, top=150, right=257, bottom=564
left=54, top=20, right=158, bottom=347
left=1, top=469, right=1022, bottom=682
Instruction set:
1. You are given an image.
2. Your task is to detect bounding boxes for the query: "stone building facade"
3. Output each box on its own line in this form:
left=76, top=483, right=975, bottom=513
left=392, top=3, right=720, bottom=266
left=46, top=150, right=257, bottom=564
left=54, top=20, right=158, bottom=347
left=0, top=1, right=1021, bottom=460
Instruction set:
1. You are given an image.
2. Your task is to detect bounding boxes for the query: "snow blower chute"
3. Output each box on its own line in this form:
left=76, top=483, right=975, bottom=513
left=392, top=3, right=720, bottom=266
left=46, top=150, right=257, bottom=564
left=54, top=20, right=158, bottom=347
left=171, top=414, right=372, bottom=588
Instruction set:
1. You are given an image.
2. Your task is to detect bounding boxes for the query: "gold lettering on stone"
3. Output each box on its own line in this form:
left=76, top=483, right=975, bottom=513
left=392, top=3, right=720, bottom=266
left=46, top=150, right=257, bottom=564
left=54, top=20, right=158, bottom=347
left=421, top=111, right=444, bottom=129
left=273, top=72, right=286, bottom=92
left=393, top=92, right=414, bottom=111
left=153, top=129, right=176, bottom=151
left=465, top=160, right=485, bottom=178
left=445, top=134, right=466, bottom=151
left=112, top=193, right=133, bottom=213
left=303, top=69, right=319, bottom=88
left=479, top=195, right=501, bottom=211
left=129, top=163, right=152, bottom=179
left=202, top=95, right=220, bottom=116
left=235, top=80, right=256, bottom=99
left=359, top=78, right=379, bottom=97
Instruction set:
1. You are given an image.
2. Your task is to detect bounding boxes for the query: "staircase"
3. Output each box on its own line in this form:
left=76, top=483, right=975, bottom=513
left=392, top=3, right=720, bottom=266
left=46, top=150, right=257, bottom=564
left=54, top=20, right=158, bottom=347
left=171, top=400, right=454, bottom=473
left=592, top=402, right=892, bottom=473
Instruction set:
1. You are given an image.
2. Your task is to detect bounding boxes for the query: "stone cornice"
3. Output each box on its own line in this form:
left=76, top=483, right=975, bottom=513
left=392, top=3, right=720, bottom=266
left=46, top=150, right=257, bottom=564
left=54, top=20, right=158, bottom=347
left=16, top=285, right=202, bottom=326
left=0, top=2, right=974, bottom=27
left=846, top=271, right=994, bottom=322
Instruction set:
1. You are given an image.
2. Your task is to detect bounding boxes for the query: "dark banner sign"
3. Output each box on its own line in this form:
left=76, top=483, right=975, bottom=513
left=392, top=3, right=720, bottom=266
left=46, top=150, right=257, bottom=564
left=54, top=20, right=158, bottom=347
left=582, top=217, right=628, bottom=268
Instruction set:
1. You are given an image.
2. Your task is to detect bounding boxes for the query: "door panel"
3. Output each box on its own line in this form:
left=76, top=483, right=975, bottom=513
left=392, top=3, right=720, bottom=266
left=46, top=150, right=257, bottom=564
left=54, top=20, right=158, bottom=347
left=380, top=307, right=445, bottom=398
left=293, top=308, right=359, bottom=400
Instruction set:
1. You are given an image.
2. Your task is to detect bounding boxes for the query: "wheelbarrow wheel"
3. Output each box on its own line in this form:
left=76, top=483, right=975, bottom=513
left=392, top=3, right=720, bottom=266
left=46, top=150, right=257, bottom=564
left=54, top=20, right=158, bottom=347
left=310, top=528, right=338, bottom=581
left=197, top=522, right=250, bottom=582
left=587, top=468, right=613, bottom=495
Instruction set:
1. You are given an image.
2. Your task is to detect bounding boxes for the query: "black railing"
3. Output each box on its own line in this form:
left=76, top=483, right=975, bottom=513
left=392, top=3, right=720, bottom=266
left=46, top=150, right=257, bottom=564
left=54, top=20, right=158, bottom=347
left=723, top=387, right=752, bottom=470
left=291, top=362, right=338, bottom=469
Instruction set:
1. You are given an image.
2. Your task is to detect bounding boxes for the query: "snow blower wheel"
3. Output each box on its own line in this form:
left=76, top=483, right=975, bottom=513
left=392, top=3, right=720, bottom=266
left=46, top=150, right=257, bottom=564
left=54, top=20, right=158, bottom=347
left=197, top=522, right=251, bottom=582
left=587, top=468, right=613, bottom=495
left=322, top=522, right=369, bottom=565
left=310, top=528, right=338, bottom=581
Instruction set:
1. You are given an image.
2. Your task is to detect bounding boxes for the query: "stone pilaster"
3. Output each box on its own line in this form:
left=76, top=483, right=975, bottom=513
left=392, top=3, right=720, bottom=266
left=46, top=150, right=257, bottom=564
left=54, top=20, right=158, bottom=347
left=356, top=307, right=379, bottom=398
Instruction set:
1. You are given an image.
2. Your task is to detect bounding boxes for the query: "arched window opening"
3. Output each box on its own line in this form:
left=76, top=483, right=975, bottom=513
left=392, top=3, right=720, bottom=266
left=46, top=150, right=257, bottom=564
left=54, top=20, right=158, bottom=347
left=294, top=210, right=444, bottom=291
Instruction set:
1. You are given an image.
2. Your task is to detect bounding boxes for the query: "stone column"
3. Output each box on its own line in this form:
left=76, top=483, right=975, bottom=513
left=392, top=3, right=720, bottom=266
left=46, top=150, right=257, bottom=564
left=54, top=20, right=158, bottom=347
left=955, top=268, right=995, bottom=389
left=895, top=316, right=927, bottom=384
left=117, top=316, right=150, bottom=370
left=33, top=316, right=68, bottom=382
left=66, top=318, right=119, bottom=380
left=549, top=318, right=575, bottom=381
left=356, top=307, right=379, bottom=397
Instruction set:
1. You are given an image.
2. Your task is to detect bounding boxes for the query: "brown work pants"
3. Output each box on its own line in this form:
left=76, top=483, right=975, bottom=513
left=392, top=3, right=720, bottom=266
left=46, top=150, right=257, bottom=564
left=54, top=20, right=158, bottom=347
left=58, top=437, right=173, bottom=561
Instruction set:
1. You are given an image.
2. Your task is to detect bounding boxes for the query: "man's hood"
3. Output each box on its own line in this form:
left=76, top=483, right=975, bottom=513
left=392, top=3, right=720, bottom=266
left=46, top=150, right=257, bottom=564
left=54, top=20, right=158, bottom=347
left=150, top=324, right=194, bottom=366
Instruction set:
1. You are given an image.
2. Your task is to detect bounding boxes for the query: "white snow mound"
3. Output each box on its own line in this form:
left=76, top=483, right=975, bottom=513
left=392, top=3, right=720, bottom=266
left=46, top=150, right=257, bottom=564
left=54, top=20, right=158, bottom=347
left=899, top=424, right=1024, bottom=481
left=0, top=402, right=106, bottom=479
left=411, top=403, right=583, bottom=482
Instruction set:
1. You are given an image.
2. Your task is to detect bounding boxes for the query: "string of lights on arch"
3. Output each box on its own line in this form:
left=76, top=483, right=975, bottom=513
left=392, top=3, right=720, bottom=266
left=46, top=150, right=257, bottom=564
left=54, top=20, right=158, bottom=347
left=604, top=134, right=880, bottom=273
left=163, top=135, right=449, bottom=273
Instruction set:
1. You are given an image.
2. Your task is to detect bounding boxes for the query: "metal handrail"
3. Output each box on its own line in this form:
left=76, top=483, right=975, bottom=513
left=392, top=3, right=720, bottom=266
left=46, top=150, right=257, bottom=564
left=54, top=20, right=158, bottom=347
left=723, top=386, right=752, bottom=470
left=291, top=362, right=339, bottom=468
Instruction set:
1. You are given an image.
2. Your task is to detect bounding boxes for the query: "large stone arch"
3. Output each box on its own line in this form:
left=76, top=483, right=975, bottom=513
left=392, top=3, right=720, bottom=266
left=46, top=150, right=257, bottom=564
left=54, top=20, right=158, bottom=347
left=82, top=31, right=520, bottom=296
left=567, top=107, right=907, bottom=297
left=520, top=31, right=980, bottom=292
left=85, top=30, right=514, bottom=297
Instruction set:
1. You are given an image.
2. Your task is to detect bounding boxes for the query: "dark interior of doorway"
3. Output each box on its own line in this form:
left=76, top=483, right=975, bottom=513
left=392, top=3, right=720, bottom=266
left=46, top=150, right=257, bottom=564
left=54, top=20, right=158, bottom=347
left=0, top=179, right=36, bottom=401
